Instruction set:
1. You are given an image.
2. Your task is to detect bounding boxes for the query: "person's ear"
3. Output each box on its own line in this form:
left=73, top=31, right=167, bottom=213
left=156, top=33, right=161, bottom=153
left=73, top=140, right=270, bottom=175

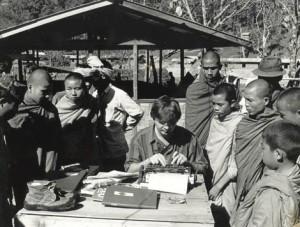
left=230, top=99, right=237, bottom=108
left=263, top=97, right=270, bottom=106
left=0, top=97, right=6, bottom=107
left=296, top=109, right=300, bottom=119
left=275, top=148, right=284, bottom=162
left=27, top=84, right=33, bottom=93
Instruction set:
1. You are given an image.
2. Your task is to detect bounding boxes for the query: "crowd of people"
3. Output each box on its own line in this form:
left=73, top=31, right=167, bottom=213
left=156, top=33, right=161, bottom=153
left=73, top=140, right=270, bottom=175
left=0, top=52, right=300, bottom=227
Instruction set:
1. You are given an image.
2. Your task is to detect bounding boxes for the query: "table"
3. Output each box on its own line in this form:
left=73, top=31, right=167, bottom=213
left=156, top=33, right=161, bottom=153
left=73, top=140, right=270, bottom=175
left=15, top=175, right=214, bottom=227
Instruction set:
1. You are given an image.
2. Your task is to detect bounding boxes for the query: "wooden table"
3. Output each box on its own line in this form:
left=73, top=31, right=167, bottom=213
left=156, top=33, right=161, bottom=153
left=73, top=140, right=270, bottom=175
left=15, top=175, right=214, bottom=227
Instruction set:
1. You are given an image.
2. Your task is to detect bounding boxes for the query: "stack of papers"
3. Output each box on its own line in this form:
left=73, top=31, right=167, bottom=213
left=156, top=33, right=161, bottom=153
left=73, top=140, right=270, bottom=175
left=147, top=173, right=189, bottom=194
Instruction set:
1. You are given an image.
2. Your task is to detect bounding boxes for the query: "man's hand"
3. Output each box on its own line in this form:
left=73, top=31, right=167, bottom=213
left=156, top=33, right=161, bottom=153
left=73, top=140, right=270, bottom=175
left=209, top=184, right=222, bottom=201
left=171, top=151, right=187, bottom=165
left=149, top=153, right=166, bottom=166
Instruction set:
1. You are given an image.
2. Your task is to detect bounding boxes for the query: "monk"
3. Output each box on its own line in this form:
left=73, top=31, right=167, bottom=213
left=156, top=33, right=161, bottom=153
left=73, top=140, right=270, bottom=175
left=185, top=51, right=225, bottom=147
left=232, top=79, right=280, bottom=214
left=54, top=73, right=100, bottom=166
left=6, top=69, right=62, bottom=210
left=276, top=87, right=300, bottom=126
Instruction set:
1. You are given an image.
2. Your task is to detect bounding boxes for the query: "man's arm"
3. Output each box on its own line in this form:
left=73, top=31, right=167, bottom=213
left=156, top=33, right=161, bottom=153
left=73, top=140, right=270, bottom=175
left=120, top=92, right=144, bottom=131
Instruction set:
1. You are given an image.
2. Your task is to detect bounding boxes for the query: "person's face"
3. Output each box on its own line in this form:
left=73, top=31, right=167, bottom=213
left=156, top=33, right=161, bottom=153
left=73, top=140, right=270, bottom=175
left=212, top=94, right=233, bottom=119
left=28, top=81, right=52, bottom=104
left=0, top=98, right=19, bottom=121
left=201, top=58, right=220, bottom=82
left=277, top=99, right=300, bottom=125
left=243, top=88, right=268, bottom=118
left=262, top=138, right=278, bottom=170
left=65, top=79, right=85, bottom=104
left=154, top=118, right=177, bottom=138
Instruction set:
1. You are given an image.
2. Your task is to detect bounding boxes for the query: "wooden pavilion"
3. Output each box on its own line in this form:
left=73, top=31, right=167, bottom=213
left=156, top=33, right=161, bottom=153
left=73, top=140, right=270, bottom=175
left=0, top=0, right=250, bottom=99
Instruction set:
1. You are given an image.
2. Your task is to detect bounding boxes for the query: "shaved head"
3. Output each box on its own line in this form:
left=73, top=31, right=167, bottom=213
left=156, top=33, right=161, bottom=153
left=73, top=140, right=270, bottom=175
left=244, top=79, right=272, bottom=99
left=26, top=69, right=52, bottom=104
left=277, top=88, right=300, bottom=113
left=243, top=79, right=272, bottom=118
left=201, top=51, right=221, bottom=67
left=27, top=69, right=52, bottom=86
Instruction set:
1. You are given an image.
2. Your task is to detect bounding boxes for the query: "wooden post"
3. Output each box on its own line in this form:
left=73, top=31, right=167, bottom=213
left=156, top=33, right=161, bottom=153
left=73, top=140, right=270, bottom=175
left=144, top=50, right=150, bottom=82
left=98, top=49, right=101, bottom=58
left=76, top=50, right=79, bottom=65
left=133, top=43, right=138, bottom=100
left=150, top=55, right=158, bottom=84
left=180, top=49, right=184, bottom=81
left=159, top=49, right=162, bottom=85
left=18, top=59, right=23, bottom=82
left=32, top=50, right=35, bottom=64
left=36, top=51, right=39, bottom=66
left=26, top=50, right=29, bottom=64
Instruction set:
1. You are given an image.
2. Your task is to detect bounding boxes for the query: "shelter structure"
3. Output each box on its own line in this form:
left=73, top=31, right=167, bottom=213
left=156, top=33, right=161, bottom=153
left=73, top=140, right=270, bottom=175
left=0, top=0, right=250, bottom=99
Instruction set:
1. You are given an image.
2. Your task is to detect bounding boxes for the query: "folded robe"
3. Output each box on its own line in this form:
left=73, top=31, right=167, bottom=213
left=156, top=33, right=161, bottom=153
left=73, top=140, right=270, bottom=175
left=56, top=94, right=100, bottom=165
left=185, top=70, right=225, bottom=147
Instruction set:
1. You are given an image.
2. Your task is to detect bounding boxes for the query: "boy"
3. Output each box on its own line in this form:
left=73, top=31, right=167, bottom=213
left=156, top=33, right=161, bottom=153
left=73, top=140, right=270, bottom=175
left=231, top=120, right=300, bottom=227
left=276, top=87, right=300, bottom=126
left=0, top=75, right=26, bottom=227
left=205, top=83, right=244, bottom=225
left=54, top=73, right=100, bottom=165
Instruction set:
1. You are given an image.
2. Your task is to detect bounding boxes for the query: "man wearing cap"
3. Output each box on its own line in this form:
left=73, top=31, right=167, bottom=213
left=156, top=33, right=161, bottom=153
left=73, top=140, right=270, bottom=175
left=252, top=57, right=285, bottom=109
left=6, top=69, right=62, bottom=210
left=87, top=56, right=144, bottom=172
left=185, top=51, right=225, bottom=147
left=0, top=75, right=26, bottom=227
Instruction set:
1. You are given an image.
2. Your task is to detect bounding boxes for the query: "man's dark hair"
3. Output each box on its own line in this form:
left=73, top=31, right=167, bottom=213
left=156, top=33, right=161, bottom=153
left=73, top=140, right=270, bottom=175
left=150, top=95, right=181, bottom=124
left=263, top=120, right=300, bottom=163
left=213, top=83, right=237, bottom=102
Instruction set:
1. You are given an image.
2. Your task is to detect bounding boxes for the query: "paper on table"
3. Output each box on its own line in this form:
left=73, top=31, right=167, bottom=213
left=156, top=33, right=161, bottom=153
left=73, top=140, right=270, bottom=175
left=87, top=170, right=139, bottom=179
left=147, top=173, right=189, bottom=195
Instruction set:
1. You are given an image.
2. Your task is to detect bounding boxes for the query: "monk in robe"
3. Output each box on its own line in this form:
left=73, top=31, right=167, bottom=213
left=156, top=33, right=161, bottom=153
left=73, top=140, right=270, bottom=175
left=185, top=51, right=225, bottom=147
left=6, top=69, right=62, bottom=210
left=232, top=79, right=280, bottom=213
left=54, top=73, right=100, bottom=166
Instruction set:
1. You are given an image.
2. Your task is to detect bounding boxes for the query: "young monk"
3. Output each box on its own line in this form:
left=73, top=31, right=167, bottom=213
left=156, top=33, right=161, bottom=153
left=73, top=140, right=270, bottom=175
left=276, top=87, right=300, bottom=126
left=205, top=83, right=244, bottom=225
left=54, top=73, right=100, bottom=166
left=232, top=79, right=280, bottom=214
left=232, top=120, right=300, bottom=227
left=0, top=75, right=26, bottom=227
left=6, top=69, right=62, bottom=210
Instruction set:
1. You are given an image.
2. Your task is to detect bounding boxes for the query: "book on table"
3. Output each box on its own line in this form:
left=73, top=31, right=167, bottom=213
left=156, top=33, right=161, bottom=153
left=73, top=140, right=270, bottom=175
left=102, top=185, right=157, bottom=209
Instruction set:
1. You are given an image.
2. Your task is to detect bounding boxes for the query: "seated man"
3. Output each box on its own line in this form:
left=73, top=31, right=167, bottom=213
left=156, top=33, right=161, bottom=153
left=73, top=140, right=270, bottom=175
left=54, top=73, right=100, bottom=166
left=125, top=95, right=208, bottom=174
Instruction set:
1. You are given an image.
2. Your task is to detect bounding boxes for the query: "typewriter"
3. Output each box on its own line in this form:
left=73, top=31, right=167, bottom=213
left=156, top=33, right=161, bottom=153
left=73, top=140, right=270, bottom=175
left=138, top=164, right=195, bottom=184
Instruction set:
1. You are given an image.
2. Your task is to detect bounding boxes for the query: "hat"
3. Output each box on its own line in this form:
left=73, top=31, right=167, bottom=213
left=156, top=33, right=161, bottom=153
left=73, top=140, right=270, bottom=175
left=0, top=74, right=27, bottom=103
left=252, top=57, right=286, bottom=77
left=87, top=56, right=103, bottom=68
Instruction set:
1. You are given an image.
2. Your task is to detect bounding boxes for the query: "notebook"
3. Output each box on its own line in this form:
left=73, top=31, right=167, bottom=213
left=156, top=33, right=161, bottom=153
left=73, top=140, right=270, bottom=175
left=55, top=169, right=88, bottom=192
left=102, top=185, right=157, bottom=209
